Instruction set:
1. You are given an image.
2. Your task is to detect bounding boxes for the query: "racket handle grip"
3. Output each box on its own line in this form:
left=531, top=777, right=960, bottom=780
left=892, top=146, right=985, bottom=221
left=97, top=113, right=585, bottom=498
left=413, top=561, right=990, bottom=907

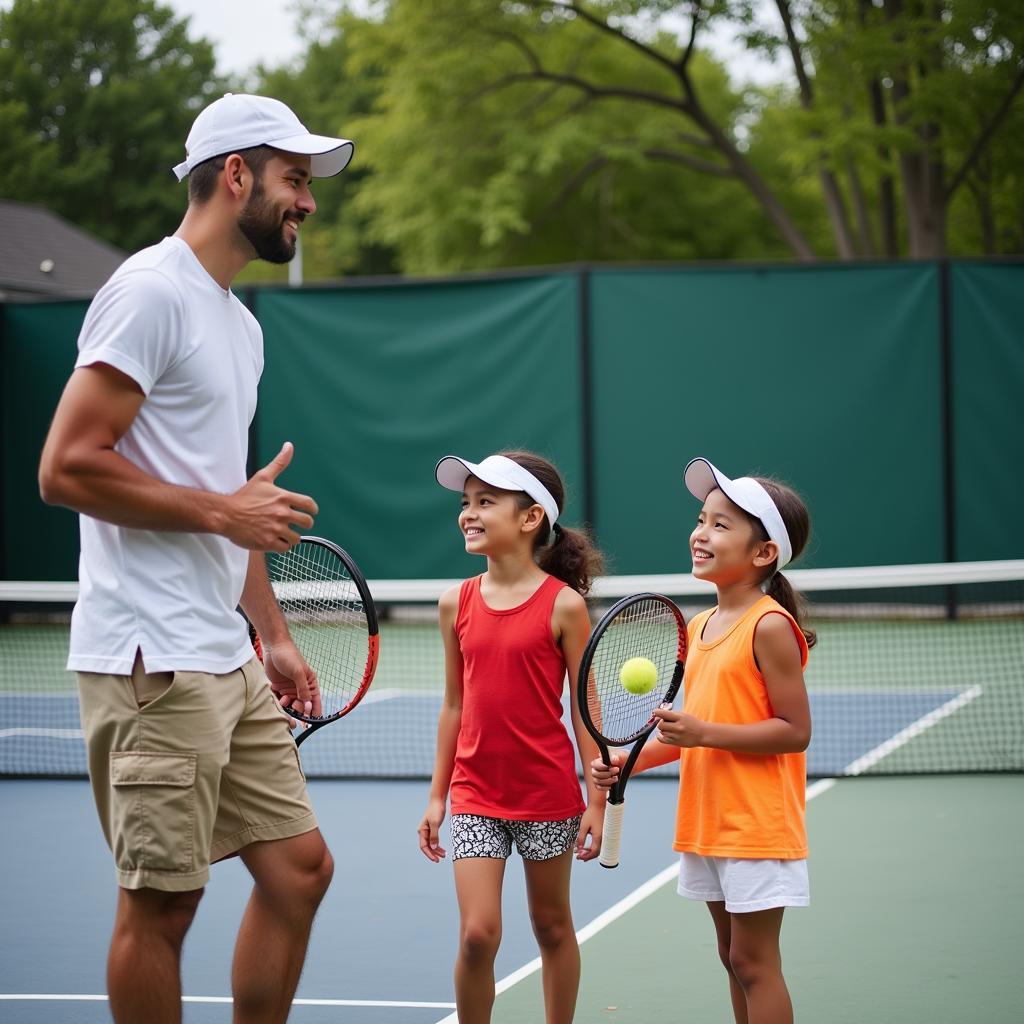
left=600, top=800, right=624, bottom=869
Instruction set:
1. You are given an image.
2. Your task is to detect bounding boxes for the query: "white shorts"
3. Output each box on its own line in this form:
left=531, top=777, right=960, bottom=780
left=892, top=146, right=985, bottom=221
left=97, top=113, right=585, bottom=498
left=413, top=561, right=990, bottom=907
left=677, top=853, right=809, bottom=913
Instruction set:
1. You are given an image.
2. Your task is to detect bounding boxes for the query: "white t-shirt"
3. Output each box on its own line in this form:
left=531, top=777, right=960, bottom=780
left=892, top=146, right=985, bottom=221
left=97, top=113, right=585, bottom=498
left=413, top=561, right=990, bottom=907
left=68, top=236, right=263, bottom=674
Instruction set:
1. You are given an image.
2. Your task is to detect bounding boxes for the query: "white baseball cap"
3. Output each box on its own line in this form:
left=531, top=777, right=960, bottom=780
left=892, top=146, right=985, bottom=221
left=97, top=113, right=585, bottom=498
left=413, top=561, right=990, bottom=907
left=172, top=93, right=354, bottom=182
left=435, top=455, right=560, bottom=527
left=684, top=457, right=793, bottom=570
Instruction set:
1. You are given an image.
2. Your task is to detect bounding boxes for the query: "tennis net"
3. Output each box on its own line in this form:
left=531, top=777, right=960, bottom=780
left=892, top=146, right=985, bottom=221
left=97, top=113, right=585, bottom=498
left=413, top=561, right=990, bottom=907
left=2, top=560, right=1022, bottom=779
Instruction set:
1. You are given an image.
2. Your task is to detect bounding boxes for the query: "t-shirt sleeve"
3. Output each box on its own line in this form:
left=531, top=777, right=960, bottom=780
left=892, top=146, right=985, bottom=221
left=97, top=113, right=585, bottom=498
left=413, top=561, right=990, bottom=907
left=75, top=269, right=185, bottom=395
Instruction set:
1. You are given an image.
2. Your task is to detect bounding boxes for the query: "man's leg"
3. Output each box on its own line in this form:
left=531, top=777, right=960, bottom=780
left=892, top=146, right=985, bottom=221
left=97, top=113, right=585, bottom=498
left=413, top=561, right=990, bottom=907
left=231, top=829, right=334, bottom=1024
left=107, top=886, right=203, bottom=1024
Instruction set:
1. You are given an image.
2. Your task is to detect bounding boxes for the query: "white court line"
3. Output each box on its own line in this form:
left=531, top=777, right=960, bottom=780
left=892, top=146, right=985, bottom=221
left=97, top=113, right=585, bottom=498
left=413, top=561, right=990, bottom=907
left=0, top=994, right=456, bottom=1009
left=433, top=779, right=841, bottom=1024
left=0, top=727, right=83, bottom=740
left=360, top=687, right=438, bottom=705
left=2, top=691, right=972, bottom=1018
left=841, top=685, right=983, bottom=776
left=432, top=688, right=979, bottom=1022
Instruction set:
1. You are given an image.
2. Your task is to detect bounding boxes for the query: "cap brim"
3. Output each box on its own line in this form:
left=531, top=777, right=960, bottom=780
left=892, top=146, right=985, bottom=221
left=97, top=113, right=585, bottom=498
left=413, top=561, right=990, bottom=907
left=268, top=132, right=354, bottom=177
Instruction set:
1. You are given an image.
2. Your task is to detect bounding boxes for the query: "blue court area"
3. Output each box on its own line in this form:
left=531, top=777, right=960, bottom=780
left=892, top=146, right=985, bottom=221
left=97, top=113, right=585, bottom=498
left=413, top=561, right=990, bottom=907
left=0, top=777, right=682, bottom=1024
left=0, top=675, right=1003, bottom=1024
left=0, top=688, right=970, bottom=778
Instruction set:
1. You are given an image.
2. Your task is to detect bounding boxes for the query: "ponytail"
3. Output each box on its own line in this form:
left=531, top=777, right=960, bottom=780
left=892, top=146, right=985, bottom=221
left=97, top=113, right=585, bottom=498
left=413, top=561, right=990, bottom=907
left=537, top=522, right=605, bottom=597
left=498, top=449, right=605, bottom=596
left=765, top=571, right=817, bottom=649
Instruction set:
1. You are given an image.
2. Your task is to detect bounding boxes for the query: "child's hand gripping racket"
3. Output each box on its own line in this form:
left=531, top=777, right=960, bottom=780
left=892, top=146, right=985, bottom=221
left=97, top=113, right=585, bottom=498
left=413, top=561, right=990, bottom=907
left=578, top=593, right=687, bottom=868
left=253, top=536, right=379, bottom=748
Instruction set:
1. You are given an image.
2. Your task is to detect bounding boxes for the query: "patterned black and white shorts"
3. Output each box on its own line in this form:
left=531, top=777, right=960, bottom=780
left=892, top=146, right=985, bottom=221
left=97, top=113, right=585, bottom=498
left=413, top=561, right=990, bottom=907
left=450, top=812, right=583, bottom=862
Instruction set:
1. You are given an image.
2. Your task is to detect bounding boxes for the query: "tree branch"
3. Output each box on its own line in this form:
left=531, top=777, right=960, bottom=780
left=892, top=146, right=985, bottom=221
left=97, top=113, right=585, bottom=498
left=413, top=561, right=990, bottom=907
left=774, top=0, right=814, bottom=107
left=532, top=154, right=610, bottom=227
left=680, top=0, right=705, bottom=74
left=945, top=64, right=1024, bottom=203
left=522, top=0, right=682, bottom=78
left=643, top=147, right=735, bottom=177
left=476, top=69, right=689, bottom=115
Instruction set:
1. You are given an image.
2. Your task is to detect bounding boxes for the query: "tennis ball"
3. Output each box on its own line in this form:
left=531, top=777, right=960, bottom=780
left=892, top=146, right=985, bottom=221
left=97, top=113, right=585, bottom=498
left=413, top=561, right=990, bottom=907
left=619, top=657, right=658, bottom=695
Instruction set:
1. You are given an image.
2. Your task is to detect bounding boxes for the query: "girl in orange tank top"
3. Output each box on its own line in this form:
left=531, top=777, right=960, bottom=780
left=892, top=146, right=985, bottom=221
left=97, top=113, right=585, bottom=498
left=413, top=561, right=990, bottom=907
left=417, top=450, right=606, bottom=1024
left=592, top=457, right=816, bottom=1024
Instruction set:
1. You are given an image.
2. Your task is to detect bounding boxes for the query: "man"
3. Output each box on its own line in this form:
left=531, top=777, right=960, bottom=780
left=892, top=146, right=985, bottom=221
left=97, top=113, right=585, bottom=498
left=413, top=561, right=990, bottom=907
left=38, top=94, right=354, bottom=1024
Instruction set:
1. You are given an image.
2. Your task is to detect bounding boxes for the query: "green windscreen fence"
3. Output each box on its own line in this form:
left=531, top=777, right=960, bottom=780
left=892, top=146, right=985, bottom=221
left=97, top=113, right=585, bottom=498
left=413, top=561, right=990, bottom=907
left=1, top=301, right=87, bottom=581
left=587, top=265, right=944, bottom=571
left=252, top=274, right=583, bottom=580
left=1, top=261, right=1021, bottom=580
left=950, top=264, right=1024, bottom=561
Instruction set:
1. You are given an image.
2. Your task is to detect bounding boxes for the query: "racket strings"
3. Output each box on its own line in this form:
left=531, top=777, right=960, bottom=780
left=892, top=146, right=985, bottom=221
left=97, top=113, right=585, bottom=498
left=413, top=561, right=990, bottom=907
left=266, top=543, right=372, bottom=717
left=586, top=597, right=683, bottom=745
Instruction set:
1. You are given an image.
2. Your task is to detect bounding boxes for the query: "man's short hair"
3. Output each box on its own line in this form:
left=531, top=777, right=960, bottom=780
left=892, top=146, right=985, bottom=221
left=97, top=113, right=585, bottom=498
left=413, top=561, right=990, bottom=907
left=187, top=145, right=276, bottom=204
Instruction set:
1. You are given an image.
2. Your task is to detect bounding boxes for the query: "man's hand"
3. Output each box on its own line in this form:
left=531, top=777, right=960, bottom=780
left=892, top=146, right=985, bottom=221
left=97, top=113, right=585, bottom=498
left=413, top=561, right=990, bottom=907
left=263, top=638, right=321, bottom=720
left=223, top=443, right=318, bottom=552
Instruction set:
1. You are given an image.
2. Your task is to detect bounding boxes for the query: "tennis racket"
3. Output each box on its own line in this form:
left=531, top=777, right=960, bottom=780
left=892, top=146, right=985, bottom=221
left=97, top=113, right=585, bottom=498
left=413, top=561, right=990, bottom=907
left=578, top=593, right=687, bottom=868
left=252, top=536, right=379, bottom=747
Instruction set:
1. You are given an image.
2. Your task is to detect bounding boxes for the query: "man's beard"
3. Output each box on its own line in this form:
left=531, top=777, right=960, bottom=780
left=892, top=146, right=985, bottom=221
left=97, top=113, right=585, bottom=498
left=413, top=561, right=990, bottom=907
left=237, top=180, right=299, bottom=264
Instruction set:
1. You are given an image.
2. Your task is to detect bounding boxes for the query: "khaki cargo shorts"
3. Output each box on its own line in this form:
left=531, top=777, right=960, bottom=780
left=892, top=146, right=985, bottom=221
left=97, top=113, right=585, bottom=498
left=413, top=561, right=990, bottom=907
left=77, top=655, right=317, bottom=892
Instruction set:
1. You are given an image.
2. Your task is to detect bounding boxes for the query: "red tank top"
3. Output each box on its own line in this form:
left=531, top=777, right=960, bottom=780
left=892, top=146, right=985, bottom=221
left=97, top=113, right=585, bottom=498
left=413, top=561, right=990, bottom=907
left=450, top=574, right=586, bottom=820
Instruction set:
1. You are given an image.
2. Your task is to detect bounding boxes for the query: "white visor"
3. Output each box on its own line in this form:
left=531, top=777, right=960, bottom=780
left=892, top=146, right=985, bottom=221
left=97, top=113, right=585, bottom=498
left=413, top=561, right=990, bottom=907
left=683, top=457, right=793, bottom=571
left=435, top=455, right=560, bottom=527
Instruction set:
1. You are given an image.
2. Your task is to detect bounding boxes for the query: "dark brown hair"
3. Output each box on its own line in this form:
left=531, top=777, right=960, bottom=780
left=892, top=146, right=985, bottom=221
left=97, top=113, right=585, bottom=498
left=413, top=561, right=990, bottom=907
left=187, top=145, right=275, bottom=204
left=499, top=450, right=604, bottom=596
left=745, top=477, right=816, bottom=649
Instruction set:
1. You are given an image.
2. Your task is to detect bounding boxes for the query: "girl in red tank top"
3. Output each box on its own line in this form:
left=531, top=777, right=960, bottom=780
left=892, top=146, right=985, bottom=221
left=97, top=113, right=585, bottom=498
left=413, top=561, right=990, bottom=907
left=418, top=450, right=605, bottom=1024
left=592, top=458, right=816, bottom=1024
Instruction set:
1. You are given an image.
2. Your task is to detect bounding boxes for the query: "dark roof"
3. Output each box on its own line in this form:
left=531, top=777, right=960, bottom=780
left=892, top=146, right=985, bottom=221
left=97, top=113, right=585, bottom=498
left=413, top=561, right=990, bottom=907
left=0, top=200, right=127, bottom=301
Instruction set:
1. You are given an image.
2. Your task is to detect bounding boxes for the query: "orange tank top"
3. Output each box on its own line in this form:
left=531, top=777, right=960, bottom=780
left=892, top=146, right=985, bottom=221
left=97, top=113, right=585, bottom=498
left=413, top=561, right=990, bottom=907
left=674, top=595, right=809, bottom=859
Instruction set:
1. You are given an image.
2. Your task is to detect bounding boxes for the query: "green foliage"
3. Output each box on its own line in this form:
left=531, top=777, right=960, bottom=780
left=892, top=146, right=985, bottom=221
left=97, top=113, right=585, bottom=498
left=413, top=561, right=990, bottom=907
left=731, top=0, right=1024, bottom=256
left=341, top=0, right=795, bottom=272
left=2, top=0, right=1019, bottom=269
left=0, top=0, right=222, bottom=252
left=239, top=23, right=397, bottom=284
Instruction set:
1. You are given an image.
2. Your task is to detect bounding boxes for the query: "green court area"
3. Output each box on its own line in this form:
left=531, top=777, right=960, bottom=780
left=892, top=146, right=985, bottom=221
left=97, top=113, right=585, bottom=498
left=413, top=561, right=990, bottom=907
left=489, top=775, right=1024, bottom=1024
left=6, top=614, right=1020, bottom=697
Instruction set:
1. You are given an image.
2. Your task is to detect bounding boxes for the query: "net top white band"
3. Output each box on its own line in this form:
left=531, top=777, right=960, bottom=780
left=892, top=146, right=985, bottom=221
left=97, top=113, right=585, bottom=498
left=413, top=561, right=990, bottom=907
left=435, top=454, right=560, bottom=526
left=684, top=457, right=793, bottom=571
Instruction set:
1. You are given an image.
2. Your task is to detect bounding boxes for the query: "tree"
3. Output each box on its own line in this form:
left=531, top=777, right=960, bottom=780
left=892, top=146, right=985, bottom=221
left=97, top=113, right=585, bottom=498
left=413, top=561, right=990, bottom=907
left=0, top=0, right=223, bottom=252
left=340, top=0, right=801, bottom=272
left=240, top=18, right=398, bottom=283
left=337, top=0, right=1024, bottom=265
left=731, top=0, right=1024, bottom=257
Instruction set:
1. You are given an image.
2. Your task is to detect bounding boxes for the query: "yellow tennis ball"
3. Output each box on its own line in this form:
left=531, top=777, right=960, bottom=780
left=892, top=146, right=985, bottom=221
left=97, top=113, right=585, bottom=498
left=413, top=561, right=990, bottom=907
left=619, top=657, right=658, bottom=695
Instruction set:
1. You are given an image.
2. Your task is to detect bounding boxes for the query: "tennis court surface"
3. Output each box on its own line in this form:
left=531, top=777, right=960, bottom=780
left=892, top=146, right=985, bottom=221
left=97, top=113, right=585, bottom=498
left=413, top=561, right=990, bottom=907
left=1, top=559, right=1022, bottom=1021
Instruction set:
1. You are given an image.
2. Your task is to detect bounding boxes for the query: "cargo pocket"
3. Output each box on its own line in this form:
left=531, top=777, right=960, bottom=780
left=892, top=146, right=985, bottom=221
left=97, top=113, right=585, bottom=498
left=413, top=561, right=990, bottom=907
left=109, top=752, right=198, bottom=874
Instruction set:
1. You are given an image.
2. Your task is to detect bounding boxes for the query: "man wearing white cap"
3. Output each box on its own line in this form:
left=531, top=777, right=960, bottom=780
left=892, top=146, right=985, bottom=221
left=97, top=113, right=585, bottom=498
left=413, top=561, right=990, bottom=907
left=38, top=94, right=354, bottom=1023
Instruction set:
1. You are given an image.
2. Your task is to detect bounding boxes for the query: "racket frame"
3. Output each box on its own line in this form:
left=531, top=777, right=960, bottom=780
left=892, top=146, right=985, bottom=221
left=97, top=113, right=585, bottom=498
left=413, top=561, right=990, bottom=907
left=577, top=592, right=687, bottom=867
left=252, top=535, right=379, bottom=747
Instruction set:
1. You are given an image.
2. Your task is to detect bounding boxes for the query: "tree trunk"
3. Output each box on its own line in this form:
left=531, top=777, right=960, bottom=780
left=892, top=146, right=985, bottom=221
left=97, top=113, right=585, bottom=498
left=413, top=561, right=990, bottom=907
left=868, top=78, right=899, bottom=256
left=885, top=0, right=946, bottom=258
left=775, top=0, right=855, bottom=258
left=847, top=159, right=876, bottom=256
left=687, top=103, right=817, bottom=260
left=967, top=172, right=996, bottom=254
